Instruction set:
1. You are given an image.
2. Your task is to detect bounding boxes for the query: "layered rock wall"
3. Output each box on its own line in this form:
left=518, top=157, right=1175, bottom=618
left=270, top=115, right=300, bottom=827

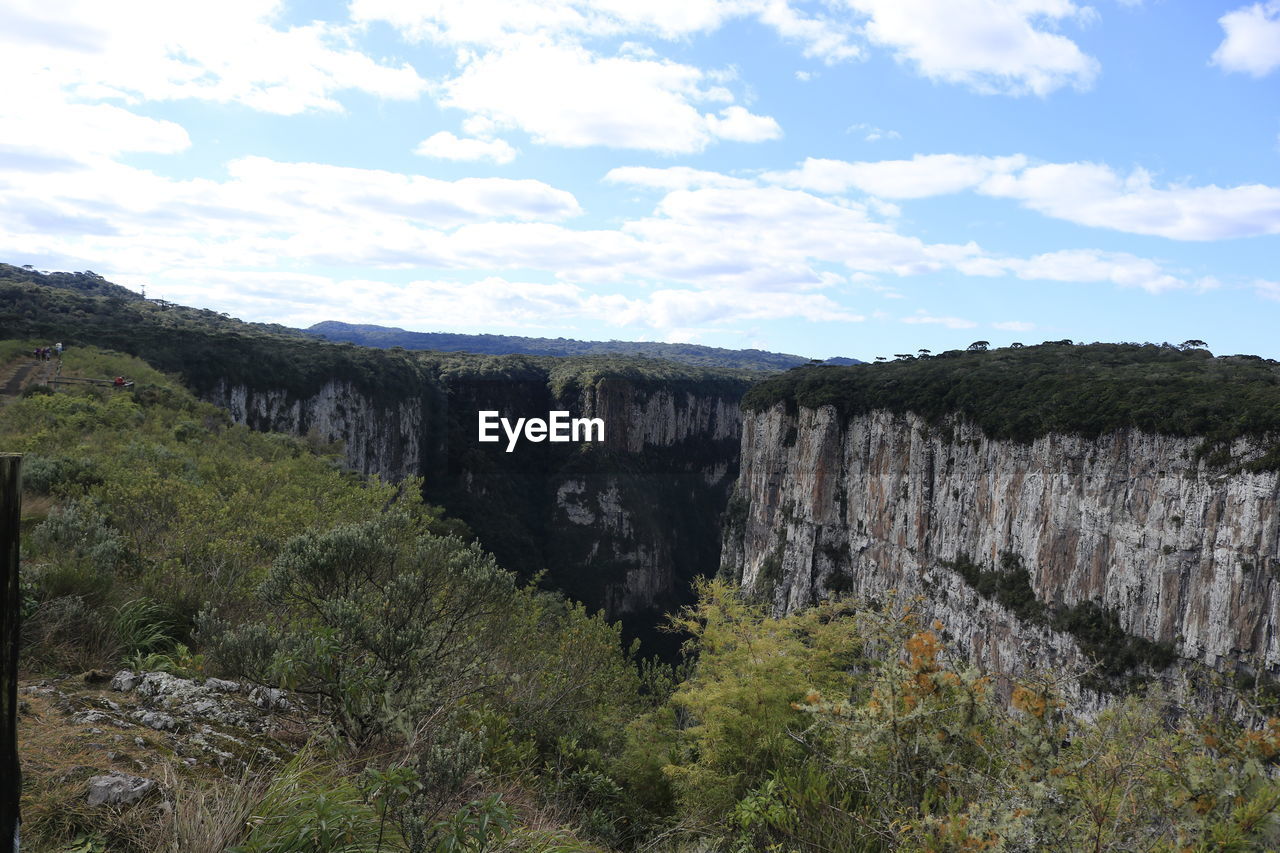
left=205, top=372, right=745, bottom=627
left=724, top=404, right=1280, bottom=682
left=206, top=379, right=431, bottom=481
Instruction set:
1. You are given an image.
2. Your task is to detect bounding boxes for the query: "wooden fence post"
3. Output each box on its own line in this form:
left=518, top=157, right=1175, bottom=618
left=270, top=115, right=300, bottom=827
left=0, top=454, right=20, bottom=852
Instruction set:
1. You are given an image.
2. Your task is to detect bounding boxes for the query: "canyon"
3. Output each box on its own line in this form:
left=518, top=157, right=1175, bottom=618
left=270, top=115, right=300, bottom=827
left=8, top=268, right=1280, bottom=699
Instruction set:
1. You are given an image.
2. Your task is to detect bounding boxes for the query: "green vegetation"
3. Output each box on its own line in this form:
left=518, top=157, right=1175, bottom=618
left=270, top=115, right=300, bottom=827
left=745, top=342, right=1280, bottom=468
left=1, top=265, right=752, bottom=635
left=7, top=346, right=1280, bottom=850
left=608, top=581, right=1280, bottom=850
left=5, top=345, right=647, bottom=851
left=7, top=294, right=1280, bottom=849
left=0, top=264, right=770, bottom=400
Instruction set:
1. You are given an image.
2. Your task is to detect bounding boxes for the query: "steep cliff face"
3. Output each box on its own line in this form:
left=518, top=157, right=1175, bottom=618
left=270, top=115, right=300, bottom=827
left=205, top=368, right=745, bottom=635
left=550, top=379, right=742, bottom=619
left=724, top=403, right=1280, bottom=689
left=433, top=374, right=744, bottom=634
left=206, top=378, right=435, bottom=481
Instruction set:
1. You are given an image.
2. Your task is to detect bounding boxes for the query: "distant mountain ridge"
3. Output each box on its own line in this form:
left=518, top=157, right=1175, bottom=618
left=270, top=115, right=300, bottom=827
left=308, top=320, right=860, bottom=370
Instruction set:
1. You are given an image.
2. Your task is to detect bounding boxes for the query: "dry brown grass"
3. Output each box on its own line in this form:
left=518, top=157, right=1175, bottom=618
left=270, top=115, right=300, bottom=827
left=145, top=763, right=272, bottom=853
left=16, top=680, right=275, bottom=852
left=18, top=686, right=166, bottom=850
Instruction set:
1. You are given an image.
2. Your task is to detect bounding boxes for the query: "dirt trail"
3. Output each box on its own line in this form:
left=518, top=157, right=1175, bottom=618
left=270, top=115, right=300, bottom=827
left=0, top=357, right=58, bottom=399
left=0, top=360, right=40, bottom=397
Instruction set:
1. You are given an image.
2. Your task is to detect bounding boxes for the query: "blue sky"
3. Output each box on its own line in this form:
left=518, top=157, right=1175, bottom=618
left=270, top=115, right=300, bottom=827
left=1, top=0, right=1278, bottom=361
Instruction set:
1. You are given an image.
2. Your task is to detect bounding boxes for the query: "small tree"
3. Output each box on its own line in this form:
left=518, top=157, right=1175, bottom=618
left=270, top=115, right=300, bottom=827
left=967, top=341, right=990, bottom=352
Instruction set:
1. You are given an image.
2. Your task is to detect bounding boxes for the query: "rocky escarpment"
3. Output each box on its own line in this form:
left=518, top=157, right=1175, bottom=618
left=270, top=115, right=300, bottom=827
left=723, top=403, right=1280, bottom=697
left=435, top=374, right=746, bottom=640
left=204, top=363, right=747, bottom=636
left=550, top=379, right=742, bottom=618
left=206, top=378, right=437, bottom=480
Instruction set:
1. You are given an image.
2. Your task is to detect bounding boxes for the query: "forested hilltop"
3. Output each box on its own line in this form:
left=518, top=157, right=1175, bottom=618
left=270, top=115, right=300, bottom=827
left=309, top=320, right=862, bottom=370
left=0, top=264, right=762, bottom=395
left=746, top=341, right=1280, bottom=469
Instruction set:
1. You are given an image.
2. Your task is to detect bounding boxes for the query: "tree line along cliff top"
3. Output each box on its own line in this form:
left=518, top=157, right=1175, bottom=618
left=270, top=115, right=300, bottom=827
left=0, top=264, right=755, bottom=398
left=743, top=342, right=1280, bottom=463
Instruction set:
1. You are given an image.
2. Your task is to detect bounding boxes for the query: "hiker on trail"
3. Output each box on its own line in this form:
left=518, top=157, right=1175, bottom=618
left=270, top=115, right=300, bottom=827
left=113, top=376, right=125, bottom=387
left=55, top=343, right=62, bottom=357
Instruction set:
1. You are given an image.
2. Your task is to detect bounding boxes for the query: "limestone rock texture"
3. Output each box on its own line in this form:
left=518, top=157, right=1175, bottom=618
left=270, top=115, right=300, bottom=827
left=723, top=403, right=1280, bottom=688
left=207, top=379, right=428, bottom=481
left=549, top=379, right=743, bottom=616
left=203, top=370, right=745, bottom=623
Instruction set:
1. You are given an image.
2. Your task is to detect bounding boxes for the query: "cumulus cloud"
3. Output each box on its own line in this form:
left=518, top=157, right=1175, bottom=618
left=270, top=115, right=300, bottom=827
left=349, top=0, right=860, bottom=63
left=437, top=41, right=780, bottom=153
left=767, top=153, right=1280, bottom=240
left=843, top=0, right=1100, bottom=95
left=705, top=106, right=783, bottom=143
left=1212, top=1, right=1280, bottom=77
left=980, top=163, right=1280, bottom=240
left=1003, top=249, right=1185, bottom=293
left=1, top=153, right=1209, bottom=343
left=0, top=96, right=191, bottom=161
left=0, top=155, right=583, bottom=282
left=0, top=0, right=426, bottom=116
left=415, top=131, right=518, bottom=164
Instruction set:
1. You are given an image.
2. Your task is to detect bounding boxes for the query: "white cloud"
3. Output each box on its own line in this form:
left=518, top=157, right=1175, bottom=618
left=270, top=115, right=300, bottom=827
left=902, top=311, right=978, bottom=329
left=705, top=105, right=783, bottom=143
left=1004, top=249, right=1184, bottom=293
left=855, top=122, right=906, bottom=142
left=1212, top=1, right=1280, bottom=77
left=153, top=268, right=863, bottom=332
left=415, top=131, right=518, bottom=164
left=980, top=163, right=1280, bottom=240
left=0, top=0, right=426, bottom=117
left=766, top=154, right=1026, bottom=197
left=992, top=320, right=1035, bottom=331
left=0, top=96, right=190, bottom=161
left=599, top=288, right=865, bottom=327
left=1256, top=279, right=1280, bottom=301
left=843, top=0, right=1100, bottom=95
left=350, top=0, right=860, bottom=63
left=768, top=154, right=1280, bottom=240
left=603, top=166, right=755, bottom=190
left=0, top=155, right=583, bottom=280
left=221, top=158, right=580, bottom=223
left=755, top=0, right=863, bottom=63
left=438, top=41, right=779, bottom=153
left=1, top=156, right=1208, bottom=343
